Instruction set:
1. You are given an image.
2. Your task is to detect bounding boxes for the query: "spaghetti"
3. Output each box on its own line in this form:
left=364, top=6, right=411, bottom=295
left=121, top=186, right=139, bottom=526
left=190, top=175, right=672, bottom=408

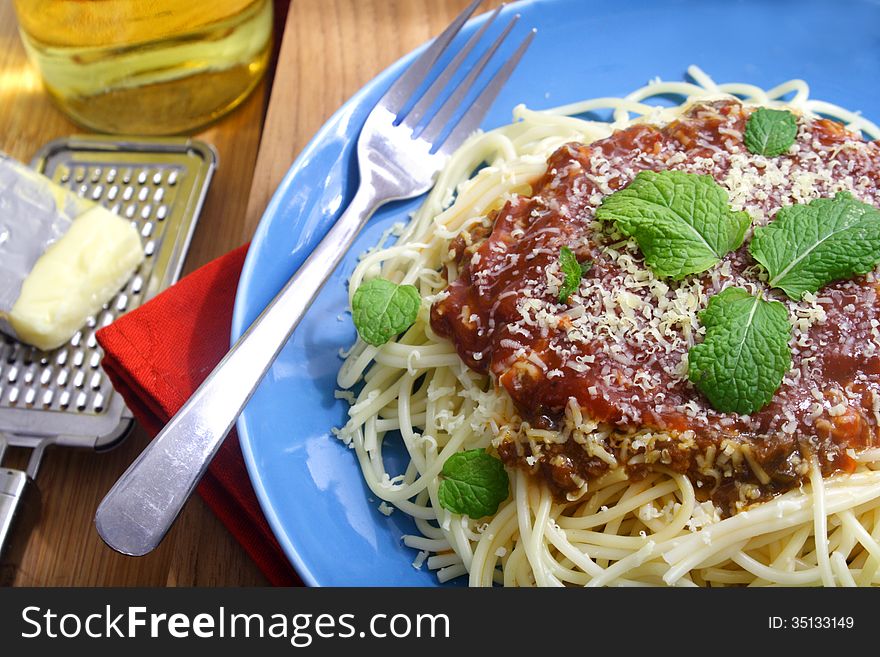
left=334, top=66, right=880, bottom=586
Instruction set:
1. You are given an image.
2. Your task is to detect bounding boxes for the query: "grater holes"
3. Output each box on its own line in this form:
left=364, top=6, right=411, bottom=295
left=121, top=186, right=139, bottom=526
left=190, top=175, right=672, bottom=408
left=3, top=156, right=197, bottom=420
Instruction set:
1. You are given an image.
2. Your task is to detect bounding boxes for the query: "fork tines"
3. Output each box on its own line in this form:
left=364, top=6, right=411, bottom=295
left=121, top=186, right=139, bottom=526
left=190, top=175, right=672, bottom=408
left=380, top=0, right=536, bottom=156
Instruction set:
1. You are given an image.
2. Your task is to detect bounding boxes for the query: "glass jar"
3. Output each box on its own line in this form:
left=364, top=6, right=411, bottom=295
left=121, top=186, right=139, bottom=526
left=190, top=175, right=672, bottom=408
left=12, top=0, right=273, bottom=135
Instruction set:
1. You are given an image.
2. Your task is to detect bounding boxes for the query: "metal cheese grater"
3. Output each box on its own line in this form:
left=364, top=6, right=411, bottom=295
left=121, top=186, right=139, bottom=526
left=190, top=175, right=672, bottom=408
left=0, top=136, right=216, bottom=559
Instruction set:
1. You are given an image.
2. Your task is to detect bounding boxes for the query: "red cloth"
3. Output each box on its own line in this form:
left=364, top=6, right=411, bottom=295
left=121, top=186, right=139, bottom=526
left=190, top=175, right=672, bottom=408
left=96, top=244, right=301, bottom=586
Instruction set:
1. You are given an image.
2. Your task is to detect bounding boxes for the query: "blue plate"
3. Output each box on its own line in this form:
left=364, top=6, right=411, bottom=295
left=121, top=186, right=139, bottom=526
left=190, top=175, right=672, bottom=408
left=232, top=0, right=880, bottom=586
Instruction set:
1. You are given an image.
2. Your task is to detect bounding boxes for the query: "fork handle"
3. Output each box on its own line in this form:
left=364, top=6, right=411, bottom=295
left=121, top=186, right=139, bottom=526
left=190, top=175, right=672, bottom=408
left=95, top=183, right=380, bottom=556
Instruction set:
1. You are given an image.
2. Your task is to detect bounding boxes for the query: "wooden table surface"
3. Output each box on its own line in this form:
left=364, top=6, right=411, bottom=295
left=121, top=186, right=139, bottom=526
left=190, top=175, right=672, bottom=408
left=0, top=0, right=503, bottom=586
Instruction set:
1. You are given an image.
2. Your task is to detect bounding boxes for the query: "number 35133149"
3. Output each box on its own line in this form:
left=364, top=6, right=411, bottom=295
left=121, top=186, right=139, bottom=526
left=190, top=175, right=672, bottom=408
left=769, top=617, right=855, bottom=629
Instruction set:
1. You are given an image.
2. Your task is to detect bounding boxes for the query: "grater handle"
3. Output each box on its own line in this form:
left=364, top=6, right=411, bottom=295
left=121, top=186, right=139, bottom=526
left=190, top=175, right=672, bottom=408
left=94, top=183, right=381, bottom=556
left=0, top=468, right=29, bottom=560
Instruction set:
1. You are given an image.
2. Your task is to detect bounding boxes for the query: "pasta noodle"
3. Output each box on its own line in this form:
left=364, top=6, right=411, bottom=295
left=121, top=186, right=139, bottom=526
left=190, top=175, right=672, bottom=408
left=334, top=65, right=880, bottom=587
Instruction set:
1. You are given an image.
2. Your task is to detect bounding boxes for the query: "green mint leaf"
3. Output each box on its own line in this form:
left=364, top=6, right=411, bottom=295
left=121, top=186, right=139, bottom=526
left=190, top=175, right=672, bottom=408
left=558, top=246, right=589, bottom=303
left=749, top=192, right=880, bottom=300
left=744, top=107, right=798, bottom=157
left=351, top=278, right=420, bottom=346
left=595, top=170, right=751, bottom=280
left=438, top=449, right=509, bottom=518
left=688, top=287, right=791, bottom=415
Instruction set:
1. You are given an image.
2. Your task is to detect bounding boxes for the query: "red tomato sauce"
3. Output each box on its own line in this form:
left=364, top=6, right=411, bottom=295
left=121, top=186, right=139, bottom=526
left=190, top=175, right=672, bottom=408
left=431, top=100, right=880, bottom=512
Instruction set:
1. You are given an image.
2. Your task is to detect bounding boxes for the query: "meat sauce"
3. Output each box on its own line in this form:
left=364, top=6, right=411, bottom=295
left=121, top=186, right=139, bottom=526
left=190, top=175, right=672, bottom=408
left=430, top=100, right=880, bottom=513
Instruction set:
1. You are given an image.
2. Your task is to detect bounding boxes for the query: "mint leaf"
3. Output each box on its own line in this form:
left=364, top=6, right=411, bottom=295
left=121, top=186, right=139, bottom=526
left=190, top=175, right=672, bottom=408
left=438, top=449, right=509, bottom=518
left=352, top=278, right=420, bottom=346
left=558, top=246, right=590, bottom=302
left=749, top=192, right=880, bottom=300
left=688, top=287, right=791, bottom=415
left=744, top=108, right=798, bottom=157
left=595, top=170, right=750, bottom=280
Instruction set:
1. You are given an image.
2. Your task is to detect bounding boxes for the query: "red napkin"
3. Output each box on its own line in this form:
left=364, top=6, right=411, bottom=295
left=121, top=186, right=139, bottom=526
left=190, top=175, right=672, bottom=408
left=96, top=244, right=301, bottom=586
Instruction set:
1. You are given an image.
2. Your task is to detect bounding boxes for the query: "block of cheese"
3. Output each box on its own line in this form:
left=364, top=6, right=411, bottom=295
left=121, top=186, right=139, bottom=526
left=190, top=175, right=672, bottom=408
left=0, top=153, right=144, bottom=351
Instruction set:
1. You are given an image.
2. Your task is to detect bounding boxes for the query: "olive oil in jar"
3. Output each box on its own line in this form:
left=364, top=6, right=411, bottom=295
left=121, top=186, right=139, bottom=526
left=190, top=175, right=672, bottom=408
left=13, top=0, right=273, bottom=135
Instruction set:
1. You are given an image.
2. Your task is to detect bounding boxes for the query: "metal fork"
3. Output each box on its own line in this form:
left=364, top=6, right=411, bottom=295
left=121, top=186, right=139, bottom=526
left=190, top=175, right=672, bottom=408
left=94, top=0, right=535, bottom=557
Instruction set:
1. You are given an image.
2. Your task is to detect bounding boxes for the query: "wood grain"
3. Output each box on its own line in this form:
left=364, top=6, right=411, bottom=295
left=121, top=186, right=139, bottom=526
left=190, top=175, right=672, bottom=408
left=1, top=0, right=503, bottom=586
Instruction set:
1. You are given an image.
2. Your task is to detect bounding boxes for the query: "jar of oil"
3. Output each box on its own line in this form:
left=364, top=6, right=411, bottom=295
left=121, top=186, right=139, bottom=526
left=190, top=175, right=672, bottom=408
left=12, top=0, right=273, bottom=135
